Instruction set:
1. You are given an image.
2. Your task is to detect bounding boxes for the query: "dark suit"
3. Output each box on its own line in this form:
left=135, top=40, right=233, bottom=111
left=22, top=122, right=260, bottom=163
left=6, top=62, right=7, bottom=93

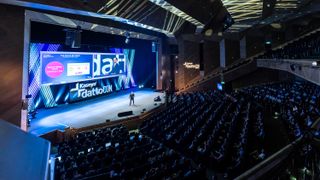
left=112, top=63, right=120, bottom=74
left=129, top=93, right=135, bottom=105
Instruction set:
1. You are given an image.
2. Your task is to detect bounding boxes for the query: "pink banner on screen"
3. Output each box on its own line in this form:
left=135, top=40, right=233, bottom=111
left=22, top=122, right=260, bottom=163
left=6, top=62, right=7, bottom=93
left=45, top=61, right=64, bottom=78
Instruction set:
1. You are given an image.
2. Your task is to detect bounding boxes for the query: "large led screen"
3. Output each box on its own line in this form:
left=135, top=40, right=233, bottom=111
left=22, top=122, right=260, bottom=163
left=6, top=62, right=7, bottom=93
left=41, top=51, right=126, bottom=85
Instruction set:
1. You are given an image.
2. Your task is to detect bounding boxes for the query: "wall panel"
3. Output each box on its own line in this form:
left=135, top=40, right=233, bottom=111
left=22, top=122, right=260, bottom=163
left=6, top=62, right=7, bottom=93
left=0, top=5, right=25, bottom=126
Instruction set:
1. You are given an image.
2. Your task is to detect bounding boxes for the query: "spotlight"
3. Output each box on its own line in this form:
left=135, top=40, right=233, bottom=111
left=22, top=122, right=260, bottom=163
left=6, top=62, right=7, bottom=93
left=205, top=29, right=213, bottom=36
left=125, top=32, right=130, bottom=44
left=312, top=61, right=317, bottom=66
left=125, top=38, right=130, bottom=44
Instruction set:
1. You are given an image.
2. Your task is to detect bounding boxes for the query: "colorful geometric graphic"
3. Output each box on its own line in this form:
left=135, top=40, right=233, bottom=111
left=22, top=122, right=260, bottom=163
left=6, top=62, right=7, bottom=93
left=28, top=43, right=136, bottom=111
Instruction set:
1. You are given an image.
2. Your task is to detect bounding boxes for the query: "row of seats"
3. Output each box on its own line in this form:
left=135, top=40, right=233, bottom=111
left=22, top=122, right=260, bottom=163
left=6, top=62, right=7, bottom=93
left=259, top=31, right=320, bottom=60
left=54, top=81, right=319, bottom=179
left=241, top=81, right=320, bottom=139
left=55, top=125, right=204, bottom=179
left=140, top=91, right=265, bottom=176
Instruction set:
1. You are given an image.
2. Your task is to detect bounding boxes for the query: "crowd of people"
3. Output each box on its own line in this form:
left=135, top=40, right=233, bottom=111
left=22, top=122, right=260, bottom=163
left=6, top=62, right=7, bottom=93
left=54, top=125, right=204, bottom=179
left=53, top=80, right=320, bottom=179
left=140, top=91, right=266, bottom=176
left=242, top=81, right=320, bottom=179
left=259, top=31, right=320, bottom=60
left=241, top=81, right=320, bottom=140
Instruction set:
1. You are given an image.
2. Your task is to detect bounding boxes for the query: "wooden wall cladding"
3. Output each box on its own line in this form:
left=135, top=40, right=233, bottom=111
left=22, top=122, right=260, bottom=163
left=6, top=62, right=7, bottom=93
left=0, top=4, right=25, bottom=126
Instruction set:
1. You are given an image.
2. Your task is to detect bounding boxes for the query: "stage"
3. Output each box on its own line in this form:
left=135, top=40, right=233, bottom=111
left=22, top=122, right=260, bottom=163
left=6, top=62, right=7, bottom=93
left=29, top=89, right=164, bottom=136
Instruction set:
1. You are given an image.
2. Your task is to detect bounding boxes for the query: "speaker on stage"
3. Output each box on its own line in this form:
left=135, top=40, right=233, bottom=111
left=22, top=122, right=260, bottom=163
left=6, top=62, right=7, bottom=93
left=118, top=111, right=133, bottom=117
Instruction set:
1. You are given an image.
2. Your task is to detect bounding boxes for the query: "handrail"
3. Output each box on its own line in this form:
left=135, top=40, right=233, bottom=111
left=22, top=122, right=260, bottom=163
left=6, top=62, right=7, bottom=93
left=180, top=27, right=320, bottom=92
left=235, top=137, right=303, bottom=180
left=257, top=59, right=320, bottom=86
left=236, top=115, right=320, bottom=180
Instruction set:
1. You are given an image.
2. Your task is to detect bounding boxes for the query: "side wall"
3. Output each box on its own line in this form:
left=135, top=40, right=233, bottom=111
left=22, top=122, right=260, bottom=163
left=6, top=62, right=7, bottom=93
left=175, top=39, right=220, bottom=90
left=203, top=41, right=220, bottom=75
left=0, top=5, right=25, bottom=126
left=230, top=68, right=293, bottom=89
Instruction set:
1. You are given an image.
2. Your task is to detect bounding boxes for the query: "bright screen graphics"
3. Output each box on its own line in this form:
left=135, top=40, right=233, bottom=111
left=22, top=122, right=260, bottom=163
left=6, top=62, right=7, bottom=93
left=41, top=51, right=126, bottom=85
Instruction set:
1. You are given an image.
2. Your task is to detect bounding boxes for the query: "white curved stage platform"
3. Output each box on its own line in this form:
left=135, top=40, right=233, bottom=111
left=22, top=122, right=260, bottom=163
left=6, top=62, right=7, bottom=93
left=29, top=89, right=164, bottom=136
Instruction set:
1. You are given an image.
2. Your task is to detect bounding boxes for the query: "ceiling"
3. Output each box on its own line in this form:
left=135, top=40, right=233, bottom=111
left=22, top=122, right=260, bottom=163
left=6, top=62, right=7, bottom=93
left=222, top=0, right=302, bottom=32
left=96, top=0, right=197, bottom=34
left=92, top=0, right=320, bottom=34
left=9, top=0, right=320, bottom=35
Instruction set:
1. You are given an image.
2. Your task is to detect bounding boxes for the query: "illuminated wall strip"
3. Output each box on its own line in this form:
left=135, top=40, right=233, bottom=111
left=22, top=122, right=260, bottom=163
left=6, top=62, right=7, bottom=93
left=124, top=49, right=136, bottom=88
left=28, top=43, right=61, bottom=110
left=40, top=85, right=57, bottom=108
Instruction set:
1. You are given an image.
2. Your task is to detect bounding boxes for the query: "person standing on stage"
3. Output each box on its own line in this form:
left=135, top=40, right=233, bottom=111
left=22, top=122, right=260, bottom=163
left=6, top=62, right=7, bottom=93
left=112, top=57, right=121, bottom=74
left=129, top=91, right=135, bottom=106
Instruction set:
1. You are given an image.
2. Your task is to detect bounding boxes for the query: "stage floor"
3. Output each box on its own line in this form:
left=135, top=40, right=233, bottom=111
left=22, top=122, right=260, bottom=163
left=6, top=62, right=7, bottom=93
left=29, top=89, right=164, bottom=136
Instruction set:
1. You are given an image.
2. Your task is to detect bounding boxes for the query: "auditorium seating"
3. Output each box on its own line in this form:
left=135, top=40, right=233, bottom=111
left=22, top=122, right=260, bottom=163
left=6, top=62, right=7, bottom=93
left=54, top=125, right=204, bottom=179
left=260, top=31, right=320, bottom=60
left=53, top=81, right=320, bottom=179
left=140, top=91, right=266, bottom=176
left=241, top=81, right=320, bottom=140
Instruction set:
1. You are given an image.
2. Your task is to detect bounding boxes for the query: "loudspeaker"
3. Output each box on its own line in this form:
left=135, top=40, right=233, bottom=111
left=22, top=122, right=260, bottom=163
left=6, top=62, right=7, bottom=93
left=199, top=42, right=204, bottom=71
left=21, top=99, right=28, bottom=110
left=65, top=31, right=73, bottom=46
left=64, top=28, right=81, bottom=48
left=106, top=119, right=111, bottom=123
left=72, top=31, right=81, bottom=48
left=118, top=111, right=133, bottom=117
